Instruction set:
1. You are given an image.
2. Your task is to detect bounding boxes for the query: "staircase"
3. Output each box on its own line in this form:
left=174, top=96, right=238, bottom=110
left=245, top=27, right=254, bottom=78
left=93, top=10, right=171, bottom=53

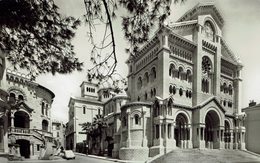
left=150, top=149, right=260, bottom=163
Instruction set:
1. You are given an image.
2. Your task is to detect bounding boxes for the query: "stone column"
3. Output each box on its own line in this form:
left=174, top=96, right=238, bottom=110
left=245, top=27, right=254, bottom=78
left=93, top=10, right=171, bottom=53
left=30, top=143, right=34, bottom=157
left=3, top=116, right=9, bottom=153
left=159, top=124, right=163, bottom=146
left=188, top=125, right=192, bottom=148
left=126, top=110, right=131, bottom=148
left=165, top=123, right=168, bottom=147
left=10, top=112, right=14, bottom=128
left=230, top=130, right=233, bottom=149
left=142, top=111, right=147, bottom=147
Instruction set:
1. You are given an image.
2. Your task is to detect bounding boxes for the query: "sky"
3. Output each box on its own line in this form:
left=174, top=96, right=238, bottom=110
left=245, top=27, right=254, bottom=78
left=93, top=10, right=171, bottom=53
left=35, top=0, right=260, bottom=123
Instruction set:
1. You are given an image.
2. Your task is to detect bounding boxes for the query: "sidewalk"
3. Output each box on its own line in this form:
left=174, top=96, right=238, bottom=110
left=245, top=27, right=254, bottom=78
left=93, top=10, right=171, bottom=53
left=75, top=152, right=145, bottom=163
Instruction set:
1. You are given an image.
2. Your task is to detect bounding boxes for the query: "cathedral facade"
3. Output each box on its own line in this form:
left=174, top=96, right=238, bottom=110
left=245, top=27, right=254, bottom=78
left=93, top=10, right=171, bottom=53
left=119, top=3, right=245, bottom=161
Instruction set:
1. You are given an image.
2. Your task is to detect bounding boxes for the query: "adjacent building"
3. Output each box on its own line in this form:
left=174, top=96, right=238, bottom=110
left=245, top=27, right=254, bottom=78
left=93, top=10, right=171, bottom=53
left=66, top=81, right=102, bottom=151
left=1, top=68, right=55, bottom=159
left=242, top=101, right=260, bottom=154
left=0, top=51, right=9, bottom=156
left=52, top=120, right=66, bottom=148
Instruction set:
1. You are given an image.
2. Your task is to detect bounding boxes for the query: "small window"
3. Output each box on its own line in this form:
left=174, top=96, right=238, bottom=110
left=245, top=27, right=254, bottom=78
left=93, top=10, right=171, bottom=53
left=41, top=102, right=45, bottom=115
left=18, top=95, right=24, bottom=101
left=134, top=114, right=140, bottom=125
left=83, top=106, right=86, bottom=114
left=37, top=145, right=40, bottom=151
left=179, top=88, right=183, bottom=96
left=57, top=132, right=59, bottom=137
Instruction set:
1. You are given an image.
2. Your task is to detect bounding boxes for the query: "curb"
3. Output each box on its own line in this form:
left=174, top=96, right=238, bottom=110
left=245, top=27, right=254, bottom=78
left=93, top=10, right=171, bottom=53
left=242, top=150, right=260, bottom=158
left=75, top=152, right=145, bottom=163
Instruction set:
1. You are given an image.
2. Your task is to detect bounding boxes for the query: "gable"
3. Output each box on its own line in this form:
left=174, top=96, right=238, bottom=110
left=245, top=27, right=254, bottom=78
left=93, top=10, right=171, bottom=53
left=194, top=96, right=226, bottom=113
left=177, top=3, right=224, bottom=28
left=14, top=102, right=34, bottom=113
left=221, top=39, right=241, bottom=65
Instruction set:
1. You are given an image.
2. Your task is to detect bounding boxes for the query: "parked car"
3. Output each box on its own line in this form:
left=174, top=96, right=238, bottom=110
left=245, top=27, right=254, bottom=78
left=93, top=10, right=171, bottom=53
left=63, top=150, right=75, bottom=160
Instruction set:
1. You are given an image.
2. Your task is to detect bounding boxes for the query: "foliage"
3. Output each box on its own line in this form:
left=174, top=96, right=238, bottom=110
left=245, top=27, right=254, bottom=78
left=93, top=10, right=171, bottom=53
left=81, top=115, right=108, bottom=155
left=84, top=0, right=183, bottom=86
left=0, top=0, right=83, bottom=79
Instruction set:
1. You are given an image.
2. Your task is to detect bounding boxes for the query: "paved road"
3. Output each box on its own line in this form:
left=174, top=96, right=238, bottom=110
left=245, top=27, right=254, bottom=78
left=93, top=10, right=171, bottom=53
left=9, top=155, right=115, bottom=163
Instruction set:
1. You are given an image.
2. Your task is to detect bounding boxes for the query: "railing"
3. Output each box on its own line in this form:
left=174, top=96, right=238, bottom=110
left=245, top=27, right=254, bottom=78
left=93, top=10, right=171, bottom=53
left=8, top=127, right=53, bottom=140
left=34, top=129, right=53, bottom=137
left=8, top=127, right=30, bottom=134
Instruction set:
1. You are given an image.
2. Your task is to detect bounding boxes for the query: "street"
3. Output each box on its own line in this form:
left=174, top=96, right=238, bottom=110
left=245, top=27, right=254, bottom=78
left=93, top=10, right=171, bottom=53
left=9, top=155, right=116, bottom=163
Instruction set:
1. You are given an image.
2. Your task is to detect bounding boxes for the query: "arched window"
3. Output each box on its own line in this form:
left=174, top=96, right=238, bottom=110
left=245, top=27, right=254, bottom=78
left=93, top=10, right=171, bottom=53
left=83, top=106, right=86, bottom=114
left=179, top=88, right=183, bottom=96
left=150, top=89, right=153, bottom=97
left=18, top=95, right=24, bottom=101
left=169, top=64, right=175, bottom=77
left=41, top=102, right=45, bottom=115
left=45, top=104, right=48, bottom=116
left=186, top=70, right=192, bottom=83
left=228, top=84, right=233, bottom=95
left=172, top=86, right=176, bottom=95
left=42, top=120, right=49, bottom=132
left=189, top=91, right=192, bottom=98
left=202, top=79, right=209, bottom=93
left=202, top=56, right=212, bottom=74
left=145, top=92, right=148, bottom=100
left=223, top=83, right=227, bottom=94
left=137, top=77, right=142, bottom=89
left=144, top=72, right=149, bottom=85
left=178, top=67, right=183, bottom=79
left=153, top=88, right=156, bottom=96
left=169, top=85, right=173, bottom=94
left=9, top=93, right=16, bottom=102
left=137, top=96, right=140, bottom=101
left=134, top=114, right=140, bottom=125
left=186, top=90, right=189, bottom=98
left=151, top=67, right=156, bottom=81
left=204, top=21, right=215, bottom=41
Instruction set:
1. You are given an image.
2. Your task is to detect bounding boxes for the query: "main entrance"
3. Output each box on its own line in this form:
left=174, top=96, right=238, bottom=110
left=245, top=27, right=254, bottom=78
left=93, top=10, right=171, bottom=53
left=16, top=139, right=30, bottom=158
left=205, top=110, right=220, bottom=149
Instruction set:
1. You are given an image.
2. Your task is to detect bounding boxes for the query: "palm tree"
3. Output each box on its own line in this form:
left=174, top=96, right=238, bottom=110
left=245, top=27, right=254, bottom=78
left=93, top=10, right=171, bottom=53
left=81, top=122, right=92, bottom=154
left=92, top=114, right=108, bottom=156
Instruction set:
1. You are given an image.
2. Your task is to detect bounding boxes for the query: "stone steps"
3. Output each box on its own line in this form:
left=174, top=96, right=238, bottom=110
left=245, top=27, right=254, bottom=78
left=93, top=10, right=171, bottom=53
left=151, top=149, right=260, bottom=163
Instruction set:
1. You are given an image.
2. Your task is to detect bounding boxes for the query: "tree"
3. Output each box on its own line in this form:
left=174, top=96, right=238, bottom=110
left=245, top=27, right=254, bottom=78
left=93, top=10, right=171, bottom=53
left=84, top=0, right=183, bottom=86
left=0, top=0, right=83, bottom=79
left=81, top=115, right=108, bottom=155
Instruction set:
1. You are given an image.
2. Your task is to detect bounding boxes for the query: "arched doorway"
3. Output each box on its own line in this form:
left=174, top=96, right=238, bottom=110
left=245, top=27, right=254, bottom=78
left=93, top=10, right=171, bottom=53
left=175, top=113, right=189, bottom=148
left=16, top=139, right=30, bottom=158
left=42, top=120, right=49, bottom=132
left=224, top=120, right=231, bottom=149
left=205, top=110, right=220, bottom=149
left=14, top=111, right=30, bottom=128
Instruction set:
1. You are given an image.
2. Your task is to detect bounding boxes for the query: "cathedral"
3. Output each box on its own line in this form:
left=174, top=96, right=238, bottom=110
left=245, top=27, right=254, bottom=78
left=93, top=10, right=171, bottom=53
left=67, top=3, right=246, bottom=161
left=119, top=3, right=245, bottom=160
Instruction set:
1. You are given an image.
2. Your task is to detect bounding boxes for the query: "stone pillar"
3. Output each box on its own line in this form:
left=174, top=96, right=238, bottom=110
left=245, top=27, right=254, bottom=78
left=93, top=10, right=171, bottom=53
left=126, top=110, right=131, bottom=147
left=234, top=130, right=238, bottom=149
left=159, top=124, right=163, bottom=146
left=187, top=125, right=192, bottom=148
left=30, top=143, right=34, bottom=157
left=120, top=124, right=123, bottom=148
left=230, top=130, right=233, bottom=149
left=172, top=122, right=176, bottom=148
left=10, top=113, right=14, bottom=128
left=142, top=111, right=147, bottom=147
left=3, top=116, right=8, bottom=153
